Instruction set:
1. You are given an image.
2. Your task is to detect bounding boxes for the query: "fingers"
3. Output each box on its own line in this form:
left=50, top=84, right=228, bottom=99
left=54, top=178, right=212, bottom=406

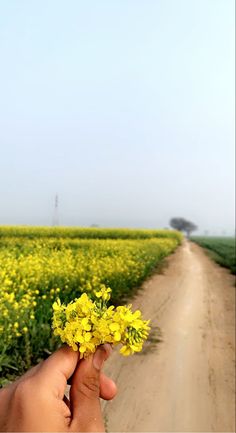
left=100, top=372, right=117, bottom=400
left=63, top=394, right=71, bottom=410
left=69, top=344, right=112, bottom=432
left=35, top=345, right=80, bottom=399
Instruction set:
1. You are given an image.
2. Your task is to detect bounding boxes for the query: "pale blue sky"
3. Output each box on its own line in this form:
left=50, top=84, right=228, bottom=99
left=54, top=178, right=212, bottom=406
left=0, top=0, right=235, bottom=234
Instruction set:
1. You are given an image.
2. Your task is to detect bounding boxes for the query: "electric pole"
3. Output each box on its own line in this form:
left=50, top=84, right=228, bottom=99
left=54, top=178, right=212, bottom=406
left=52, top=194, right=59, bottom=226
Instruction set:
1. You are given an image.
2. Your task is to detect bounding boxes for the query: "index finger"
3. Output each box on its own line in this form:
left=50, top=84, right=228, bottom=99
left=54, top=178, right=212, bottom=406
left=34, top=345, right=80, bottom=399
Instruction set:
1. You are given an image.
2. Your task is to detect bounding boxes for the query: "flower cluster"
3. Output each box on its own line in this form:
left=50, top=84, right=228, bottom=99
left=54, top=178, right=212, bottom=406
left=52, top=287, right=150, bottom=357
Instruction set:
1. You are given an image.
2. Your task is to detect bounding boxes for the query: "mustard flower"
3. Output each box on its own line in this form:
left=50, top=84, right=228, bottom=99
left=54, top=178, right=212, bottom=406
left=52, top=288, right=150, bottom=358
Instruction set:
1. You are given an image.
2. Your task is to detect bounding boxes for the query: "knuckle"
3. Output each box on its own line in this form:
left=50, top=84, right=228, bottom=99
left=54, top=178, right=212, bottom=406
left=78, top=375, right=100, bottom=400
left=14, top=379, right=31, bottom=399
left=13, top=377, right=42, bottom=404
left=12, top=380, right=31, bottom=409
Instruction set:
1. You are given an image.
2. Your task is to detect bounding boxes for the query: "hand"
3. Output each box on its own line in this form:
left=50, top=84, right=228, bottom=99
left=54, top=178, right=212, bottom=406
left=0, top=344, right=116, bottom=432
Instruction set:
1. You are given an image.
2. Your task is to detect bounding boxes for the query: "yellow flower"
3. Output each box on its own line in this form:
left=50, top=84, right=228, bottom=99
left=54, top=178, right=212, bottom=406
left=109, top=322, right=120, bottom=331
left=53, top=299, right=61, bottom=311
left=114, top=331, right=121, bottom=341
left=120, top=345, right=132, bottom=356
left=95, top=286, right=111, bottom=301
left=84, top=332, right=92, bottom=342
left=52, top=291, right=150, bottom=358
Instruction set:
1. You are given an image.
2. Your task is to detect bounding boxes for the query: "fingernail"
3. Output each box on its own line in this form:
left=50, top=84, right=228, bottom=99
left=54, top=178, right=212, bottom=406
left=93, top=344, right=112, bottom=370
left=93, top=347, right=106, bottom=370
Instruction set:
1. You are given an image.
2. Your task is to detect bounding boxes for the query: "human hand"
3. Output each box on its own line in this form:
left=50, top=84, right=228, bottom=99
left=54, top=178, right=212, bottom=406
left=0, top=344, right=116, bottom=432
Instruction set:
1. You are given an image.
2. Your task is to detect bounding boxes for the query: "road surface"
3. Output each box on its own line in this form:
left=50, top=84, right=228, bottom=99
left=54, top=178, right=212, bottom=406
left=102, top=241, right=235, bottom=432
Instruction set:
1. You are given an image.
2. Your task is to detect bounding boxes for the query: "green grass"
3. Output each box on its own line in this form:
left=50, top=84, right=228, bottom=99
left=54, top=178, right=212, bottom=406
left=192, top=236, right=236, bottom=274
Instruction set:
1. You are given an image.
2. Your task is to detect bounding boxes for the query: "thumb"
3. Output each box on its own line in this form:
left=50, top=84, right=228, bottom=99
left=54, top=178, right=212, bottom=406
left=70, top=344, right=111, bottom=432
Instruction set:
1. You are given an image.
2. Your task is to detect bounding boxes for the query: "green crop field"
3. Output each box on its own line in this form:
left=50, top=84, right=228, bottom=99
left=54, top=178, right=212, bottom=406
left=192, top=237, right=236, bottom=274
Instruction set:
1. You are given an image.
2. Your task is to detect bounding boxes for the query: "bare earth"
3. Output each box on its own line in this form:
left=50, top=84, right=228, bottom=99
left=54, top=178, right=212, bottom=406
left=102, top=241, right=235, bottom=432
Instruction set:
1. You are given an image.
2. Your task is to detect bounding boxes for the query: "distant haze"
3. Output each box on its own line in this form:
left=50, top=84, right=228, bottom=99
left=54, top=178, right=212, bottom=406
left=0, top=0, right=235, bottom=236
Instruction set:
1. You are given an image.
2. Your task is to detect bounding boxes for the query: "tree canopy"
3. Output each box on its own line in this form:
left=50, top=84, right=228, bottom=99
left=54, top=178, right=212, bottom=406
left=169, top=217, right=198, bottom=237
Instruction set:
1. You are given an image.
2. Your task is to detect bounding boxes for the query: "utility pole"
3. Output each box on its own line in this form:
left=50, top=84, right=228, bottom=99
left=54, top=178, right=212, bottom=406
left=52, top=194, right=59, bottom=226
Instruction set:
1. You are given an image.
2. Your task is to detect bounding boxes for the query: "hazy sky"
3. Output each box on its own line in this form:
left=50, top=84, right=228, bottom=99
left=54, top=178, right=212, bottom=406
left=0, top=0, right=235, bottom=234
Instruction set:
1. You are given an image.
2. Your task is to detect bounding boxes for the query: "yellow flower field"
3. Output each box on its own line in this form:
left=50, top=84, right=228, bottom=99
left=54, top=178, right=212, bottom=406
left=0, top=227, right=182, bottom=385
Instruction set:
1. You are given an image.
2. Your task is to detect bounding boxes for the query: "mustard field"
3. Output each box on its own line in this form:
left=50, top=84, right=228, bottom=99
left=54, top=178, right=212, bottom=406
left=0, top=227, right=182, bottom=385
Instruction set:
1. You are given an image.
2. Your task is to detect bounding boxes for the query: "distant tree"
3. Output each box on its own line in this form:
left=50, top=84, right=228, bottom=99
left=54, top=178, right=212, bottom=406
left=184, top=220, right=198, bottom=238
left=169, top=217, right=198, bottom=238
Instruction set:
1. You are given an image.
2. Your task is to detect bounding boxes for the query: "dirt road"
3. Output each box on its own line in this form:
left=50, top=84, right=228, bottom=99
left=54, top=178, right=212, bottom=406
left=102, top=241, right=235, bottom=432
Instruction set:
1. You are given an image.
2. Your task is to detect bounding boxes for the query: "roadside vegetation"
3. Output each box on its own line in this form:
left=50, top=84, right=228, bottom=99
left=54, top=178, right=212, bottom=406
left=192, top=237, right=235, bottom=274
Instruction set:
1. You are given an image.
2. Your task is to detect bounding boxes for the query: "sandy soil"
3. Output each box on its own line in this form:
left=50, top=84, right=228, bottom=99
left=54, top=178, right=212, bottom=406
left=102, top=241, right=235, bottom=432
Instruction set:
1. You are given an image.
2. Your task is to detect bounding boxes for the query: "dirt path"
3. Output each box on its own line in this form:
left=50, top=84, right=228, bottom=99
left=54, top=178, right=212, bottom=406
left=102, top=241, right=235, bottom=432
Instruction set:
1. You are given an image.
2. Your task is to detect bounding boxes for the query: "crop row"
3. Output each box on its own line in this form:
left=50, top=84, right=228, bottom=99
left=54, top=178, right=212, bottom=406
left=192, top=237, right=235, bottom=274
left=0, top=226, right=182, bottom=241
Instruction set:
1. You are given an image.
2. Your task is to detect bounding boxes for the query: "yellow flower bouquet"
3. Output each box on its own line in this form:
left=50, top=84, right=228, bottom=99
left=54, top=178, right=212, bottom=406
left=52, top=287, right=150, bottom=357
